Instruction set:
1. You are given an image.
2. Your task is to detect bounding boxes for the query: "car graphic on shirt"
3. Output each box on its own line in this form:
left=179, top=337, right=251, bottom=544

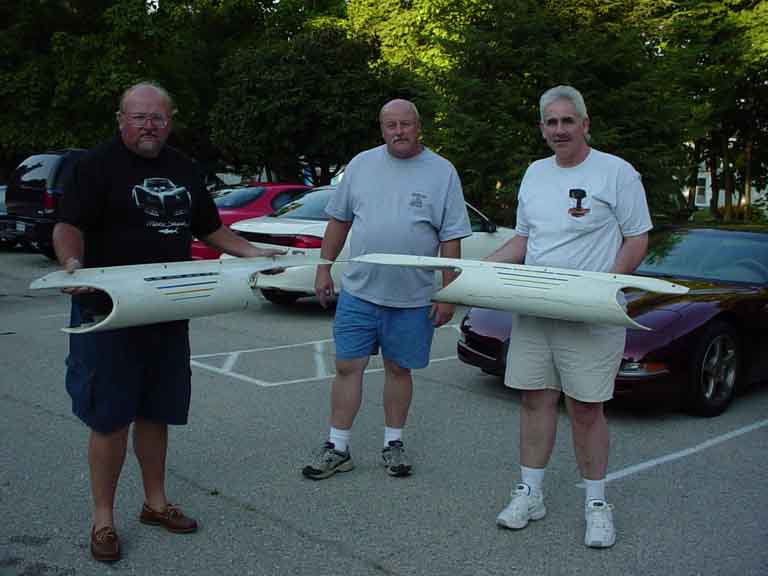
left=132, top=178, right=191, bottom=233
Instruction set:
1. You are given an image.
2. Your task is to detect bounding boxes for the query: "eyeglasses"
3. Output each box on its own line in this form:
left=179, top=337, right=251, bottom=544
left=122, top=113, right=169, bottom=129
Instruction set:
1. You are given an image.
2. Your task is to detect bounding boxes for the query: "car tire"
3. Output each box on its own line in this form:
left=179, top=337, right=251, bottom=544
left=260, top=289, right=301, bottom=306
left=685, top=321, right=740, bottom=417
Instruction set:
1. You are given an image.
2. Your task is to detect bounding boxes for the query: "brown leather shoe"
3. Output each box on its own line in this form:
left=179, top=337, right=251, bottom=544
left=139, top=503, right=198, bottom=533
left=90, top=525, right=120, bottom=562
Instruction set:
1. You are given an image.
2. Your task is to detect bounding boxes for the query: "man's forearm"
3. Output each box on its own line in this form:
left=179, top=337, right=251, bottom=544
left=319, top=219, right=352, bottom=265
left=611, top=234, right=648, bottom=274
left=52, top=222, right=85, bottom=268
left=486, top=234, right=527, bottom=264
left=439, top=238, right=461, bottom=286
left=203, top=225, right=263, bottom=257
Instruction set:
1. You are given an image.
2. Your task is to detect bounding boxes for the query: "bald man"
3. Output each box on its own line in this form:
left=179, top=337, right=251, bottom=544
left=303, top=99, right=472, bottom=480
left=54, top=81, right=281, bottom=562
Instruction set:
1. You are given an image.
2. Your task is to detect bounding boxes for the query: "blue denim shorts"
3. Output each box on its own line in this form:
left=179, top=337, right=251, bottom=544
left=333, top=290, right=435, bottom=369
left=65, top=300, right=192, bottom=433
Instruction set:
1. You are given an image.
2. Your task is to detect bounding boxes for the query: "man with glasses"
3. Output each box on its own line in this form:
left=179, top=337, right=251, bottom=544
left=52, top=81, right=281, bottom=563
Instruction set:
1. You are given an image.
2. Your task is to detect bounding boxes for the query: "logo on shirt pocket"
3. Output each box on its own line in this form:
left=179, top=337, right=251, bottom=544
left=409, top=192, right=428, bottom=209
left=568, top=188, right=591, bottom=218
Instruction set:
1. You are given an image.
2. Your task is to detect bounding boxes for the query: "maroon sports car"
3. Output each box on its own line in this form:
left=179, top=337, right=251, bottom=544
left=457, top=226, right=768, bottom=416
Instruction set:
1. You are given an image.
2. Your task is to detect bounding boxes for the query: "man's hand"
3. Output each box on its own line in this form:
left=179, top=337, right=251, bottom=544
left=254, top=248, right=287, bottom=275
left=430, top=302, right=455, bottom=327
left=64, top=256, right=81, bottom=273
left=61, top=256, right=95, bottom=295
left=314, top=264, right=335, bottom=308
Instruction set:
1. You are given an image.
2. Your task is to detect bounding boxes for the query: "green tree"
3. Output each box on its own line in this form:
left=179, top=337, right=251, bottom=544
left=432, top=0, right=689, bottom=222
left=638, top=0, right=768, bottom=220
left=211, top=18, right=421, bottom=184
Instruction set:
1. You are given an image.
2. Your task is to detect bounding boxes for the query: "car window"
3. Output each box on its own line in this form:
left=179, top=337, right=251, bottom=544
left=637, top=229, right=768, bottom=284
left=214, top=187, right=266, bottom=208
left=14, top=155, right=61, bottom=188
left=272, top=188, right=332, bottom=220
left=271, top=189, right=310, bottom=212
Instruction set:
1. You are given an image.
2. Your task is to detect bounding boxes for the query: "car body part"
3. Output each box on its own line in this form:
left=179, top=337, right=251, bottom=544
left=351, top=254, right=689, bottom=330
left=30, top=255, right=326, bottom=334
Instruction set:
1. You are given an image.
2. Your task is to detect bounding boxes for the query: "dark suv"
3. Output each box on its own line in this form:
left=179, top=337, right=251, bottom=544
left=3, top=149, right=86, bottom=258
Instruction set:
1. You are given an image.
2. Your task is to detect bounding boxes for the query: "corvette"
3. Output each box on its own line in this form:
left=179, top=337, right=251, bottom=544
left=457, top=226, right=768, bottom=416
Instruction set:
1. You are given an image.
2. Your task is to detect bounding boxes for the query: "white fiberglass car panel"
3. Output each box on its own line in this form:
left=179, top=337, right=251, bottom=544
left=231, top=207, right=515, bottom=299
left=30, top=255, right=326, bottom=333
left=352, top=254, right=689, bottom=329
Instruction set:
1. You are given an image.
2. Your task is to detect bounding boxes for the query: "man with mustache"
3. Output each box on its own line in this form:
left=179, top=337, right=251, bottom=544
left=53, top=81, right=282, bottom=563
left=303, top=99, right=471, bottom=480
left=487, top=85, right=651, bottom=548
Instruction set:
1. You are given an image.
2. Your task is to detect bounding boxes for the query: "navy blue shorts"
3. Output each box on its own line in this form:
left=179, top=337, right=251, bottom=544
left=65, top=301, right=192, bottom=434
left=333, top=291, right=435, bottom=369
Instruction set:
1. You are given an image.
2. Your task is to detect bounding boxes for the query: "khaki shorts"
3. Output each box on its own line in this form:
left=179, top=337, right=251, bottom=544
left=504, top=315, right=626, bottom=403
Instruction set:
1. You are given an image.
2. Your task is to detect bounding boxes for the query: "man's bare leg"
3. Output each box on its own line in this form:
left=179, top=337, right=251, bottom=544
left=89, top=426, right=129, bottom=530
left=133, top=418, right=169, bottom=512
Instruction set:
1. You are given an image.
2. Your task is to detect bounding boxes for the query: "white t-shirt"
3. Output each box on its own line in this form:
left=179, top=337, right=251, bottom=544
left=516, top=148, right=652, bottom=273
left=326, top=145, right=471, bottom=307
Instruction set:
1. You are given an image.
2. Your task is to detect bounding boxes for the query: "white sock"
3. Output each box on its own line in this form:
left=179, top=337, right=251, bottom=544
left=521, top=465, right=546, bottom=497
left=384, top=426, right=403, bottom=447
left=584, top=478, right=606, bottom=504
left=329, top=427, right=351, bottom=453
left=520, top=466, right=547, bottom=495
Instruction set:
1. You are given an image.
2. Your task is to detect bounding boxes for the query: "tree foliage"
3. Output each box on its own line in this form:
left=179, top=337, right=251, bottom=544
left=0, top=0, right=765, bottom=223
left=210, top=17, right=422, bottom=184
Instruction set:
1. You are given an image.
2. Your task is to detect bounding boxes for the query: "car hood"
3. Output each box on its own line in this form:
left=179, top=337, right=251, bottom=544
left=626, top=276, right=762, bottom=329
left=231, top=217, right=327, bottom=236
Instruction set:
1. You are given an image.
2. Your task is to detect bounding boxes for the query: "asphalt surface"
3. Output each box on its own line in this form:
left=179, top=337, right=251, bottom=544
left=1, top=247, right=767, bottom=576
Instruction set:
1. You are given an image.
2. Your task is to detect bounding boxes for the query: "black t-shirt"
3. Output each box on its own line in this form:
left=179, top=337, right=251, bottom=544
left=60, top=136, right=221, bottom=268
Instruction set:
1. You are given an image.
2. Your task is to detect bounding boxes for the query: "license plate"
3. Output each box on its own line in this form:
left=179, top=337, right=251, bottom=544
left=15, top=221, right=25, bottom=232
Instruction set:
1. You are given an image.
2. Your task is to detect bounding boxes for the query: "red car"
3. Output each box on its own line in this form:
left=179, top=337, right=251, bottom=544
left=191, top=183, right=311, bottom=259
left=457, top=226, right=768, bottom=417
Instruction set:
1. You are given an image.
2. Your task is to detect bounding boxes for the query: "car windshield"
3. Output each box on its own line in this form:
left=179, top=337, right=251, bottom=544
left=214, top=187, right=266, bottom=208
left=636, top=228, right=768, bottom=284
left=271, top=187, right=333, bottom=220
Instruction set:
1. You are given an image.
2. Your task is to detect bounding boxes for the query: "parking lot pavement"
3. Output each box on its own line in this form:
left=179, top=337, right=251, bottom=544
left=2, top=249, right=768, bottom=576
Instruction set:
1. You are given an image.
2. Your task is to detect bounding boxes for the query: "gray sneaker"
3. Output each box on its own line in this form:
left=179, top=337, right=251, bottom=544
left=301, top=442, right=354, bottom=480
left=381, top=440, right=412, bottom=477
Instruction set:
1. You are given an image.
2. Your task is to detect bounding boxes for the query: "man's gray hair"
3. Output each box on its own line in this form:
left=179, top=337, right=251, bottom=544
left=118, top=81, right=176, bottom=114
left=539, top=85, right=588, bottom=122
left=379, top=99, right=421, bottom=124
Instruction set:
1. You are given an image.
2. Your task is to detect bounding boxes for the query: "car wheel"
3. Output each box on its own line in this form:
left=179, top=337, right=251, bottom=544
left=260, top=288, right=301, bottom=306
left=685, top=321, right=740, bottom=417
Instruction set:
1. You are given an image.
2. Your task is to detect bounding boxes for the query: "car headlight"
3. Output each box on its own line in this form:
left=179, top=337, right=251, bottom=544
left=618, top=360, right=670, bottom=377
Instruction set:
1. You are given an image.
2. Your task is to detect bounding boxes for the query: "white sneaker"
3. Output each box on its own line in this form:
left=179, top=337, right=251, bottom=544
left=496, top=484, right=546, bottom=529
left=584, top=499, right=616, bottom=548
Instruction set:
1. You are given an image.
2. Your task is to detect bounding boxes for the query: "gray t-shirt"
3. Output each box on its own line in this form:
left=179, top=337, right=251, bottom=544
left=327, top=144, right=471, bottom=307
left=516, top=148, right=652, bottom=273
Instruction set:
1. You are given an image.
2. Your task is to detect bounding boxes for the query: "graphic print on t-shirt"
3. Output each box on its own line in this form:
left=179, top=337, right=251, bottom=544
left=131, top=177, right=191, bottom=235
left=568, top=188, right=591, bottom=218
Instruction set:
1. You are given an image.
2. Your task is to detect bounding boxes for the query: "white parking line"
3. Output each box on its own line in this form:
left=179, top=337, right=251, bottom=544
left=191, top=354, right=458, bottom=387
left=577, top=418, right=768, bottom=487
left=190, top=359, right=271, bottom=386
left=191, top=338, right=335, bottom=359
left=190, top=324, right=461, bottom=388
